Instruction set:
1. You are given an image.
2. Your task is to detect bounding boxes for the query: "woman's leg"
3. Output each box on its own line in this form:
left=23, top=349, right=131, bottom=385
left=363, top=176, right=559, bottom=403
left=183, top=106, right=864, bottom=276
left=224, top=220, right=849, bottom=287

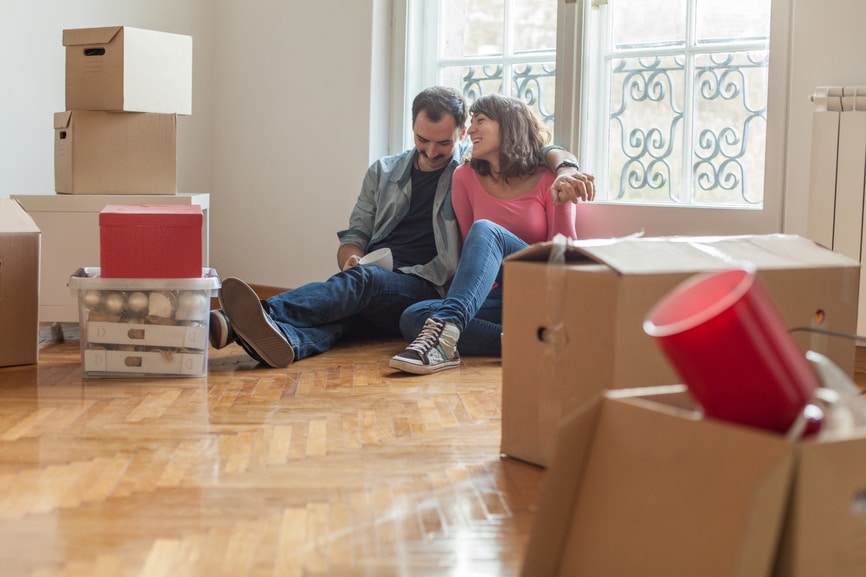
left=432, top=219, right=526, bottom=332
left=400, top=287, right=503, bottom=356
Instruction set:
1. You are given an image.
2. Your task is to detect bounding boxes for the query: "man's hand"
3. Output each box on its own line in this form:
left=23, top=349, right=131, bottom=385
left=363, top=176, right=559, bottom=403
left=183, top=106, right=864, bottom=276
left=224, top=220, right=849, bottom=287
left=552, top=167, right=596, bottom=205
left=338, top=244, right=365, bottom=271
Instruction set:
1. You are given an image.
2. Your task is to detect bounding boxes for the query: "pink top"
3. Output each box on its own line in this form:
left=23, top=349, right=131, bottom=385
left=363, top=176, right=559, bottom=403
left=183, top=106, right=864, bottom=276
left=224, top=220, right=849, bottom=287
left=451, top=164, right=578, bottom=244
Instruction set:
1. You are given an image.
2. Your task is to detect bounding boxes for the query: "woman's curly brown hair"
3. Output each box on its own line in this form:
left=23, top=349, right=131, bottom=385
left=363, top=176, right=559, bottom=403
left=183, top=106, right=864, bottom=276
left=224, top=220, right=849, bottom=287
left=467, top=94, right=551, bottom=182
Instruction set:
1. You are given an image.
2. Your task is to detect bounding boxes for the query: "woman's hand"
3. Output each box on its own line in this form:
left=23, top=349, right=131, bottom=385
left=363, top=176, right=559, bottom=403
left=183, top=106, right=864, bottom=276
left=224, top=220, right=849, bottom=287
left=552, top=169, right=596, bottom=205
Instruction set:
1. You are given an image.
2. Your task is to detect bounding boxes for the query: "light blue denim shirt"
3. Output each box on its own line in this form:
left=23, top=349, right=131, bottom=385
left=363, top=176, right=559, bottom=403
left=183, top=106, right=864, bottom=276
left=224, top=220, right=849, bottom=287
left=338, top=140, right=472, bottom=296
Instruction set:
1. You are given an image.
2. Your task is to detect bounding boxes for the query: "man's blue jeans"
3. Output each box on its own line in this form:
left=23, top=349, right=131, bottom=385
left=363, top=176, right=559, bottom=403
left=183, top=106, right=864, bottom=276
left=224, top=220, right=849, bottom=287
left=399, top=219, right=528, bottom=357
left=263, top=265, right=441, bottom=360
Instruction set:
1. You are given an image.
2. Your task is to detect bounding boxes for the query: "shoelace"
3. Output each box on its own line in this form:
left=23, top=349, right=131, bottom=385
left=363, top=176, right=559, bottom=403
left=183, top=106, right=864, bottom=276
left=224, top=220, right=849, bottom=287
left=405, top=320, right=444, bottom=354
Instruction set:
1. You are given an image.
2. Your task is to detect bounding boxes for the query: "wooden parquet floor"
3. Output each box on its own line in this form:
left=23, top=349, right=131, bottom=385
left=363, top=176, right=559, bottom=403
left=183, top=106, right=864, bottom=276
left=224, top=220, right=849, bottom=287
left=0, top=326, right=542, bottom=577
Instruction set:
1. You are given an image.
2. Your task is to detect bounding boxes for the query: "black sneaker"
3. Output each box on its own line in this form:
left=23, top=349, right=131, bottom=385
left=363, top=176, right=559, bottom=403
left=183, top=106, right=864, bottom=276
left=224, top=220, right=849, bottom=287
left=209, top=309, right=236, bottom=349
left=389, top=318, right=461, bottom=374
left=219, top=277, right=295, bottom=368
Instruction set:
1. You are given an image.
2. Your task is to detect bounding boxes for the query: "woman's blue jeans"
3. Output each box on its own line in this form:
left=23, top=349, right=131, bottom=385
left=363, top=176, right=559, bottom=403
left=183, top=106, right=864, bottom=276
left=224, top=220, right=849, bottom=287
left=263, top=265, right=441, bottom=360
left=399, top=219, right=528, bottom=356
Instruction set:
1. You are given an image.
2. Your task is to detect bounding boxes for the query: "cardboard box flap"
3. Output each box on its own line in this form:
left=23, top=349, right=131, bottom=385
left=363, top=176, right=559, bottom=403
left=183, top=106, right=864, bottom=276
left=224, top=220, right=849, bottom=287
left=504, top=238, right=598, bottom=264
left=2, top=200, right=41, bottom=234
left=63, top=26, right=122, bottom=47
left=507, top=234, right=859, bottom=275
left=54, top=111, right=72, bottom=130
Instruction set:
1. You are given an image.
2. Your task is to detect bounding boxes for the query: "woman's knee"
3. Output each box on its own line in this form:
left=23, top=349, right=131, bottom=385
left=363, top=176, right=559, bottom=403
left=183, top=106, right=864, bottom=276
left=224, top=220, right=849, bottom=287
left=468, top=219, right=498, bottom=237
left=400, top=300, right=441, bottom=340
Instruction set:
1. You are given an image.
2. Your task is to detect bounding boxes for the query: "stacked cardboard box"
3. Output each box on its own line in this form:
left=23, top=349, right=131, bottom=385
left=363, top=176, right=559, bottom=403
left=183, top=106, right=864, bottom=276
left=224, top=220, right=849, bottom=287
left=56, top=26, right=192, bottom=195
left=54, top=26, right=220, bottom=378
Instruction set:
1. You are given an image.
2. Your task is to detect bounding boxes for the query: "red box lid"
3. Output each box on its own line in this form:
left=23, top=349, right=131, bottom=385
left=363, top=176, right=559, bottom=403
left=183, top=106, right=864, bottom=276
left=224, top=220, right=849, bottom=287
left=99, top=204, right=203, bottom=226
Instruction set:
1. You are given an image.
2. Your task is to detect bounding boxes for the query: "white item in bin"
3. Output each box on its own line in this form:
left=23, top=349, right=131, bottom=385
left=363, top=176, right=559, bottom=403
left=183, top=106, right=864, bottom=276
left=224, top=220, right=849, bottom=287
left=128, top=291, right=148, bottom=314
left=87, top=322, right=208, bottom=350
left=84, top=290, right=102, bottom=308
left=176, top=291, right=210, bottom=321
left=84, top=349, right=205, bottom=375
left=148, top=291, right=176, bottom=318
left=104, top=292, right=125, bottom=315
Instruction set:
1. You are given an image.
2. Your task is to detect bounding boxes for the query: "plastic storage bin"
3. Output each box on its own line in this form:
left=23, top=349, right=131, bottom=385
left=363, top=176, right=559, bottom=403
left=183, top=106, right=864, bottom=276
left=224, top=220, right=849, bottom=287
left=68, top=267, right=220, bottom=378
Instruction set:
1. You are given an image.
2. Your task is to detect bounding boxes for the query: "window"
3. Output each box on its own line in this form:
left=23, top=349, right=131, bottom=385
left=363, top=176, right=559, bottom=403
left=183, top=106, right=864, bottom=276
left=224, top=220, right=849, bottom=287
left=401, top=0, right=557, bottom=141
left=397, top=0, right=792, bottom=236
left=584, top=0, right=772, bottom=208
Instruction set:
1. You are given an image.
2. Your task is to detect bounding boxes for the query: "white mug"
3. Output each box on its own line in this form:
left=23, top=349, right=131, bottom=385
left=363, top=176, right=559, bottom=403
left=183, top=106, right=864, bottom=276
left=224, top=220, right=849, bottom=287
left=359, top=247, right=393, bottom=271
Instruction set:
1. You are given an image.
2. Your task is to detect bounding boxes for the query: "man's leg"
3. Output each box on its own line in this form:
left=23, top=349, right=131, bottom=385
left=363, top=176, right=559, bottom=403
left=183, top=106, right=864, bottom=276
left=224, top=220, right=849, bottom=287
left=219, top=266, right=441, bottom=365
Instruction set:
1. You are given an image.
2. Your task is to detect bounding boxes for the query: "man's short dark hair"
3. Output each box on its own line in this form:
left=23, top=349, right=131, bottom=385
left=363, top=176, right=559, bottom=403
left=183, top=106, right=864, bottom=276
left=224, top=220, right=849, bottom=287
left=411, top=86, right=467, bottom=130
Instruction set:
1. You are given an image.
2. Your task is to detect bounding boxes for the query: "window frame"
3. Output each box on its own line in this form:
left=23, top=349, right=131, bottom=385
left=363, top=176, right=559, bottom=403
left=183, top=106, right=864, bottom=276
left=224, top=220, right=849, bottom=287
left=560, top=0, right=791, bottom=238
left=392, top=0, right=793, bottom=238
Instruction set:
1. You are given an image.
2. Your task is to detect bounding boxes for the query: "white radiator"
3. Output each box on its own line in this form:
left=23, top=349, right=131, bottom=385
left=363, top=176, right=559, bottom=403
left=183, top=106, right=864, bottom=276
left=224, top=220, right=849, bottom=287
left=808, top=86, right=866, bottom=335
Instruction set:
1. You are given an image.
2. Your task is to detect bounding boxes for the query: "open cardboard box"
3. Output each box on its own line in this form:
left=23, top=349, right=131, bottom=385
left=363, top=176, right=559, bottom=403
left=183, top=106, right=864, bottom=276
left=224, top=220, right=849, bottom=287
left=501, top=234, right=861, bottom=467
left=522, top=383, right=866, bottom=577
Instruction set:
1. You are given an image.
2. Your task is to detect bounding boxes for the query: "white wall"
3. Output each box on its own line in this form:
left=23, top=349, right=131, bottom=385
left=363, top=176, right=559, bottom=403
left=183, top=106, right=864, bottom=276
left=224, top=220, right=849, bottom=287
left=782, top=0, right=866, bottom=236
left=2, top=0, right=864, bottom=289
left=209, top=0, right=382, bottom=288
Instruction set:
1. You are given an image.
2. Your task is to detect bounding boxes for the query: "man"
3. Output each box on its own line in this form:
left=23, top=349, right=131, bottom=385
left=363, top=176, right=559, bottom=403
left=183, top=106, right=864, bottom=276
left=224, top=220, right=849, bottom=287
left=210, top=86, right=592, bottom=368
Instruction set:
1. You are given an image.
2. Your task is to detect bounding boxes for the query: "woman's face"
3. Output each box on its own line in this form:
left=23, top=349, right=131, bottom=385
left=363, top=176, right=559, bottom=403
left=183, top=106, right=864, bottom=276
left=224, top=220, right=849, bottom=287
left=467, top=112, right=501, bottom=162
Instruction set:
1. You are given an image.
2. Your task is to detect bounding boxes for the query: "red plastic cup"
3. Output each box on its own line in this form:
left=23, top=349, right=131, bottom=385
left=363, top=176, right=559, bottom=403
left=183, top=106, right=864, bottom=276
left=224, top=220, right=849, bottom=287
left=643, top=268, right=819, bottom=434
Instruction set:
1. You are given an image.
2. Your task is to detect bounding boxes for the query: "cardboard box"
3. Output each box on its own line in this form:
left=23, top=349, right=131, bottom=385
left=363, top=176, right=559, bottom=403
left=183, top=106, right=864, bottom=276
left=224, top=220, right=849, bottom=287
left=54, top=110, right=177, bottom=195
left=0, top=200, right=41, bottom=367
left=100, top=204, right=203, bottom=278
left=11, top=194, right=210, bottom=322
left=522, top=385, right=866, bottom=577
left=64, top=26, right=192, bottom=115
left=501, top=234, right=860, bottom=467
left=67, top=267, right=220, bottom=378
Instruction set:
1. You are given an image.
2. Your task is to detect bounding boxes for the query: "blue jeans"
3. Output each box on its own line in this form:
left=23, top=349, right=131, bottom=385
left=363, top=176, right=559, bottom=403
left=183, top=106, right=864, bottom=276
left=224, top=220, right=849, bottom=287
left=399, top=219, right=528, bottom=357
left=263, top=265, right=441, bottom=360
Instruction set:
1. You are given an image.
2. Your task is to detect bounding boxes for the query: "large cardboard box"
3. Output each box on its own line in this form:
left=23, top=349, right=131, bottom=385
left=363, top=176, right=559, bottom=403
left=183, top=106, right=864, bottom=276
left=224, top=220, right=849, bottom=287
left=11, top=193, right=210, bottom=323
left=63, top=26, right=192, bottom=115
left=54, top=110, right=177, bottom=195
left=0, top=199, right=41, bottom=367
left=522, top=385, right=866, bottom=577
left=502, top=234, right=860, bottom=467
left=99, top=204, right=203, bottom=278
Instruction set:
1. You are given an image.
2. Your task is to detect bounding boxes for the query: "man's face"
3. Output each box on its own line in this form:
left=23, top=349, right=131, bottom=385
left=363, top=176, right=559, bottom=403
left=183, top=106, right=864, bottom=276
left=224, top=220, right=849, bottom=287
left=413, top=110, right=465, bottom=172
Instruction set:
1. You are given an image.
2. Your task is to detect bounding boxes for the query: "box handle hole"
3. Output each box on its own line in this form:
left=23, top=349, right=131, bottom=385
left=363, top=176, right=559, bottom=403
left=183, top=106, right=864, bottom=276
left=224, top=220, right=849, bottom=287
left=127, top=329, right=145, bottom=340
left=59, top=131, right=67, bottom=140
left=537, top=326, right=568, bottom=346
left=83, top=48, right=105, bottom=56
left=851, top=489, right=866, bottom=516
left=813, top=309, right=826, bottom=326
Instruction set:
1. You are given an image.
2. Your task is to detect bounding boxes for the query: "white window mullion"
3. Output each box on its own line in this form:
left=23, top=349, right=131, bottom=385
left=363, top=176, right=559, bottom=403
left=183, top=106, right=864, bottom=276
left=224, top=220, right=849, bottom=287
left=597, top=1, right=613, bottom=199
left=680, top=0, right=697, bottom=204
left=502, top=0, right=514, bottom=96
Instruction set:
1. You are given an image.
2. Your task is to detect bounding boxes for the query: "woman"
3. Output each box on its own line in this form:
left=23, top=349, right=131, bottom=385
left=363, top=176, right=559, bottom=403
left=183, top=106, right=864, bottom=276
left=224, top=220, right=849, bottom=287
left=389, top=93, right=590, bottom=374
